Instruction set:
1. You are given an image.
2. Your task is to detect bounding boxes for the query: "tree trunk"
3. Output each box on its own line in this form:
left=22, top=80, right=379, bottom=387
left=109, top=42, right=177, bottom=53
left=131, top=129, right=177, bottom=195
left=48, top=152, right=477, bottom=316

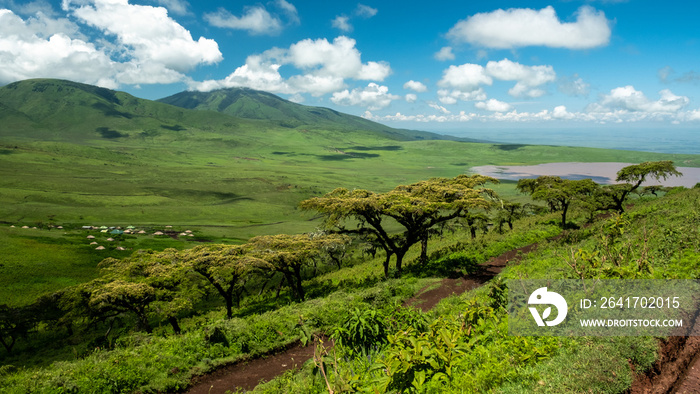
left=382, top=252, right=391, bottom=278
left=0, top=336, right=15, bottom=353
left=276, top=276, right=287, bottom=298
left=420, top=235, right=428, bottom=264
left=395, top=250, right=406, bottom=275
left=293, top=265, right=305, bottom=301
left=258, top=277, right=270, bottom=296
left=614, top=195, right=626, bottom=213
left=137, top=312, right=152, bottom=333
left=561, top=202, right=569, bottom=228
left=224, top=295, right=234, bottom=319
left=168, top=316, right=181, bottom=334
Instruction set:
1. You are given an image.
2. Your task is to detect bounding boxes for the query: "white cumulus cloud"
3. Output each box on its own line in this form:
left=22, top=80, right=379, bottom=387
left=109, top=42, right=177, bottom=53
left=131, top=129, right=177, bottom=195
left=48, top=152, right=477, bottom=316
left=191, top=36, right=391, bottom=97
left=438, top=63, right=492, bottom=91
left=205, top=6, right=281, bottom=35
left=436, top=58, right=555, bottom=103
left=287, top=36, right=391, bottom=81
left=552, top=105, right=575, bottom=120
left=475, top=99, right=512, bottom=112
left=591, top=86, right=690, bottom=113
left=355, top=4, right=377, bottom=18
left=331, top=83, right=400, bottom=110
left=447, top=6, right=611, bottom=49
left=434, top=46, right=455, bottom=61
left=204, top=0, right=298, bottom=35
left=64, top=0, right=222, bottom=79
left=2, top=2, right=222, bottom=87
left=0, top=9, right=117, bottom=86
left=332, top=15, right=352, bottom=32
left=485, top=59, right=556, bottom=98
left=403, top=80, right=427, bottom=92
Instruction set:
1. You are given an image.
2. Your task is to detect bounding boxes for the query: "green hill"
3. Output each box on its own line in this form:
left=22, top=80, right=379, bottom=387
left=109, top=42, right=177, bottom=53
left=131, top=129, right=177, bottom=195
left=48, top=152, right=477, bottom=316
left=0, top=79, right=257, bottom=142
left=157, top=86, right=469, bottom=141
left=1, top=79, right=472, bottom=143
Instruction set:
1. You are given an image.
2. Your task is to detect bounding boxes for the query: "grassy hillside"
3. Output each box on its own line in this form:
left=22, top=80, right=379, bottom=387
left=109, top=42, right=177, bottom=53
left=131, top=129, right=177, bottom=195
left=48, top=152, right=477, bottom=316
left=2, top=187, right=698, bottom=393
left=252, top=188, right=700, bottom=393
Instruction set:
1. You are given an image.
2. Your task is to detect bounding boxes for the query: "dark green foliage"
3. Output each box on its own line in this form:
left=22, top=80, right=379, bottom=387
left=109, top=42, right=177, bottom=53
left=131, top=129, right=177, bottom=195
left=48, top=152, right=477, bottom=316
left=517, top=176, right=598, bottom=227
left=331, top=307, right=389, bottom=356
left=204, top=326, right=230, bottom=347
left=0, top=305, right=32, bottom=353
left=415, top=251, right=481, bottom=278
left=487, top=277, right=508, bottom=310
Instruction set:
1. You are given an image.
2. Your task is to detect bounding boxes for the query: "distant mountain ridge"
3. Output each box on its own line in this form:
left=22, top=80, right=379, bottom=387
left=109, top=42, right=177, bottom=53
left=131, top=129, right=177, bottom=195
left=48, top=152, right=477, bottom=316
left=0, top=79, right=472, bottom=143
left=157, top=87, right=469, bottom=142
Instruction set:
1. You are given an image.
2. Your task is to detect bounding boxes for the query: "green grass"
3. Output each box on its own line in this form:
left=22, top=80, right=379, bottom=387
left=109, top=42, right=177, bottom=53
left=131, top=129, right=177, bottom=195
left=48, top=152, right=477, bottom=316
left=2, top=80, right=699, bottom=311
left=247, top=189, right=700, bottom=393
left=0, top=205, right=563, bottom=392
left=0, top=225, right=218, bottom=306
left=2, top=125, right=698, bottom=307
left=1, top=189, right=697, bottom=393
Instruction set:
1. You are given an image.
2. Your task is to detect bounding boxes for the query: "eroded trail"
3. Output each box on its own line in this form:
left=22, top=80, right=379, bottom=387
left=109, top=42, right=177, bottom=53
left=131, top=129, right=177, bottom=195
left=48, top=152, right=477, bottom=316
left=630, top=306, right=700, bottom=393
left=181, top=242, right=538, bottom=393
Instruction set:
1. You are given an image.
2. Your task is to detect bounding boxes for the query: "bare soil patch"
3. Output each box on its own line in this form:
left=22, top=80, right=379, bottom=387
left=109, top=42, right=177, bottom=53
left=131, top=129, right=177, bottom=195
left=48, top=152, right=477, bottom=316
left=182, top=342, right=315, bottom=394
left=629, top=307, right=700, bottom=393
left=404, top=242, right=538, bottom=311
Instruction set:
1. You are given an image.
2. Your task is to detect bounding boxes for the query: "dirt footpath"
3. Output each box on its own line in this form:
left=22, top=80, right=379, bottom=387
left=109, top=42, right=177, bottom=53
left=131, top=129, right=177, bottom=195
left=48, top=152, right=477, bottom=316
left=630, top=307, right=700, bottom=394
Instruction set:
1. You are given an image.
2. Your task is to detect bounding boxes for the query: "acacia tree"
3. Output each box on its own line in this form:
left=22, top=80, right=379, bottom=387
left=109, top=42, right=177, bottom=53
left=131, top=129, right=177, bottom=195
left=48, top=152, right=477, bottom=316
left=300, top=175, right=499, bottom=276
left=87, top=279, right=156, bottom=333
left=97, top=250, right=194, bottom=333
left=517, top=176, right=598, bottom=228
left=247, top=233, right=351, bottom=301
left=596, top=161, right=682, bottom=213
left=463, top=212, right=490, bottom=239
left=0, top=304, right=33, bottom=353
left=496, top=202, right=527, bottom=232
left=179, top=244, right=268, bottom=319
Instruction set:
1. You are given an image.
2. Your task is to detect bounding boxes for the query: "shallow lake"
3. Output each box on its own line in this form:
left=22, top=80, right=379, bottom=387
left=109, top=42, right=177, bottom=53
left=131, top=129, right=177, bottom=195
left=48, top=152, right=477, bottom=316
left=470, top=162, right=700, bottom=187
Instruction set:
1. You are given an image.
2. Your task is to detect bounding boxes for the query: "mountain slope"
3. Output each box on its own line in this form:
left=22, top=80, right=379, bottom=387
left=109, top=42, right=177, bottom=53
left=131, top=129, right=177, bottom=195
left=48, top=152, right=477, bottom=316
left=0, top=79, right=266, bottom=142
left=1, top=79, right=470, bottom=143
left=157, top=87, right=467, bottom=142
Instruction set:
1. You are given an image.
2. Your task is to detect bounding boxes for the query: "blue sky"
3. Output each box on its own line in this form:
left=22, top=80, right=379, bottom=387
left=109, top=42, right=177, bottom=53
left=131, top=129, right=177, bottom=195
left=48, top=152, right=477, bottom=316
left=1, top=0, right=700, bottom=134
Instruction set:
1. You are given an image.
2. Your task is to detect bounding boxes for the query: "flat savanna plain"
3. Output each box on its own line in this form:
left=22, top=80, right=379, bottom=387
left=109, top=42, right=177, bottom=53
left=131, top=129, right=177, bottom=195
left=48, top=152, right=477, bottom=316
left=2, top=122, right=699, bottom=306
